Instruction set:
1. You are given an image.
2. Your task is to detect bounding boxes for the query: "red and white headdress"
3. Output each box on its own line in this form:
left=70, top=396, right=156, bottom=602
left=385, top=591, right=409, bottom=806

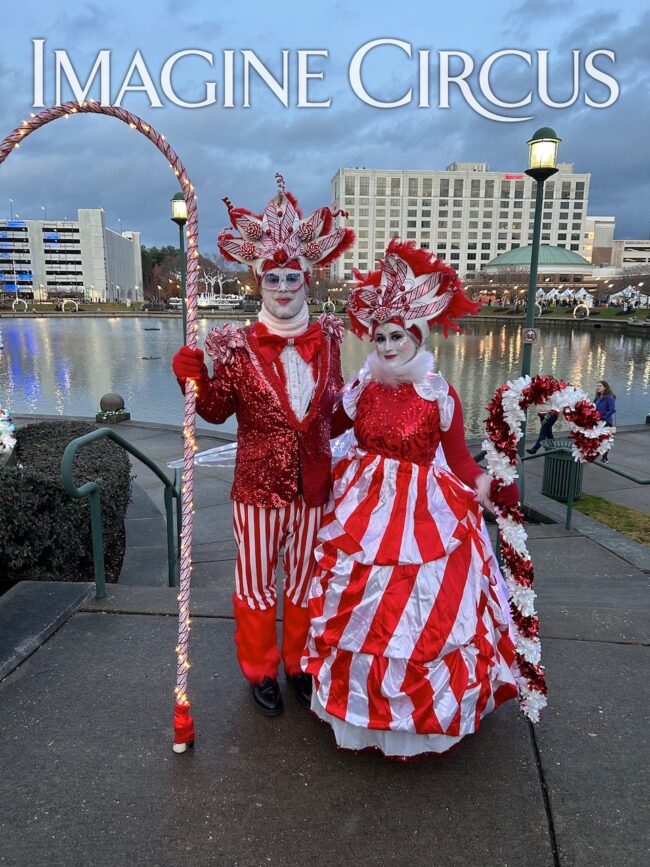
left=217, top=173, right=354, bottom=278
left=348, top=238, right=479, bottom=342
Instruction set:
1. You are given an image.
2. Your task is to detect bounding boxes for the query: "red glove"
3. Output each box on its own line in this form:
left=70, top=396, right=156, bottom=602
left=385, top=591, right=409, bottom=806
left=490, top=479, right=520, bottom=508
left=172, top=346, right=206, bottom=380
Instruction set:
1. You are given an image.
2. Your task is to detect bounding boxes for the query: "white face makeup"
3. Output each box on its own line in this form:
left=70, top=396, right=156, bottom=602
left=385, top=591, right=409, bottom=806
left=259, top=267, right=306, bottom=319
left=373, top=322, right=418, bottom=365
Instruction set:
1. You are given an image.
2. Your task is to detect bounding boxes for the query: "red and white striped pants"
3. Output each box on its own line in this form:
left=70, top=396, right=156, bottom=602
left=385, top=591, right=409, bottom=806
left=233, top=498, right=325, bottom=611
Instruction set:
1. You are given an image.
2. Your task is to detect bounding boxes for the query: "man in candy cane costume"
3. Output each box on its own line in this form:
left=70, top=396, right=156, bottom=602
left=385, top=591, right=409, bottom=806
left=173, top=175, right=353, bottom=715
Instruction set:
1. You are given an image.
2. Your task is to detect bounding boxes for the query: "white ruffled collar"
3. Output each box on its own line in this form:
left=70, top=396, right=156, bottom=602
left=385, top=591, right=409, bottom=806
left=365, top=349, right=436, bottom=386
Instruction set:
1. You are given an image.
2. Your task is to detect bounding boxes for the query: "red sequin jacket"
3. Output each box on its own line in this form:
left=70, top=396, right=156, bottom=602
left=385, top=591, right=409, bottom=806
left=189, top=319, right=346, bottom=508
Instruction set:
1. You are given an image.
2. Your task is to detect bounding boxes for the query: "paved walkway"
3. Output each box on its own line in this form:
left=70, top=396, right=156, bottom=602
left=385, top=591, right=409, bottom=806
left=1, top=421, right=648, bottom=865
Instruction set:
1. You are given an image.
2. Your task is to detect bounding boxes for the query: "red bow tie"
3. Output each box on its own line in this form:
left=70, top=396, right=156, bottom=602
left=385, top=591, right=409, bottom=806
left=256, top=323, right=322, bottom=365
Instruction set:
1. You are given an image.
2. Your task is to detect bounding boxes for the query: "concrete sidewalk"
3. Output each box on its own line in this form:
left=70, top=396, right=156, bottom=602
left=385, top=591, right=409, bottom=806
left=1, top=420, right=649, bottom=866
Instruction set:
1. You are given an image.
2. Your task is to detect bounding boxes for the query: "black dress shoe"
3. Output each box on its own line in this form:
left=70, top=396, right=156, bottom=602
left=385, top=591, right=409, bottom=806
left=526, top=448, right=538, bottom=455
left=251, top=677, right=283, bottom=716
left=287, top=673, right=312, bottom=708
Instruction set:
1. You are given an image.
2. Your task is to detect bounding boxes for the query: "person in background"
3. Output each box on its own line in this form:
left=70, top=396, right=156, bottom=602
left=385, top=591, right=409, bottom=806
left=527, top=409, right=559, bottom=455
left=594, top=380, right=616, bottom=462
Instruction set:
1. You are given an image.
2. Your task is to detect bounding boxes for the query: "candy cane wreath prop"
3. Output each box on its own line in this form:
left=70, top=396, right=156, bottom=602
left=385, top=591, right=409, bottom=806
left=0, top=103, right=199, bottom=752
left=483, top=374, right=614, bottom=722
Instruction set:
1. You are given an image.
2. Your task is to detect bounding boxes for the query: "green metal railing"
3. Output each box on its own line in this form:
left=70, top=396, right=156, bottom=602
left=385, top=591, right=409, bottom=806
left=475, top=443, right=650, bottom=532
left=61, top=427, right=181, bottom=599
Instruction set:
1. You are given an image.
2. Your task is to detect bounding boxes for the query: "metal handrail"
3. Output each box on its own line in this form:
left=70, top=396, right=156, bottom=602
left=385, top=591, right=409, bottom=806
left=61, top=427, right=181, bottom=599
left=473, top=443, right=649, bottom=532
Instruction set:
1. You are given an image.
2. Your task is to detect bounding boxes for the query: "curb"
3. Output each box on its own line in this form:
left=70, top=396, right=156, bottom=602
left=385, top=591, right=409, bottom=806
left=0, top=581, right=94, bottom=681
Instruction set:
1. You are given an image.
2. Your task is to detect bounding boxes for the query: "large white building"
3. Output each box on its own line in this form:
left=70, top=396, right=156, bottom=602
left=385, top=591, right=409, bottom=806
left=331, top=163, right=590, bottom=282
left=0, top=208, right=143, bottom=302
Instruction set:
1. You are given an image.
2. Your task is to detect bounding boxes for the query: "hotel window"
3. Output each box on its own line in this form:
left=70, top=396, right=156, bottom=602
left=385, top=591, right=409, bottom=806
left=469, top=221, right=478, bottom=229
left=471, top=179, right=481, bottom=197
left=468, top=231, right=477, bottom=239
left=481, top=252, right=491, bottom=260
left=390, top=221, right=399, bottom=229
left=345, top=177, right=355, bottom=195
left=500, top=210, right=508, bottom=218
left=542, top=233, right=551, bottom=241
left=575, top=182, right=585, bottom=200
left=375, top=177, right=386, bottom=196
left=467, top=252, right=476, bottom=260
left=452, top=221, right=461, bottom=229
left=439, top=179, right=450, bottom=196
left=390, top=178, right=401, bottom=195
left=407, top=221, right=417, bottom=228
left=422, top=209, right=431, bottom=217
left=451, top=232, right=461, bottom=239
left=439, top=210, right=448, bottom=218
left=453, top=210, right=462, bottom=218
left=558, top=233, right=567, bottom=240
left=408, top=210, right=417, bottom=217
left=359, top=209, right=369, bottom=216
left=390, top=198, right=400, bottom=207
left=561, top=181, right=571, bottom=200
left=513, top=201, right=523, bottom=209
left=572, top=222, right=581, bottom=230
left=469, top=210, right=479, bottom=218
left=390, top=209, right=400, bottom=217
left=484, top=210, right=493, bottom=218
left=421, top=242, right=430, bottom=249
left=421, top=220, right=430, bottom=228
left=359, top=177, right=370, bottom=196
left=408, top=178, right=418, bottom=196
left=408, top=199, right=418, bottom=207
left=407, top=231, right=417, bottom=239
left=438, top=221, right=448, bottom=228
left=498, top=243, right=506, bottom=250
left=482, top=232, right=491, bottom=239
left=498, top=232, right=507, bottom=240
left=514, top=181, right=524, bottom=199
left=423, top=179, right=432, bottom=196
left=500, top=182, right=510, bottom=198
left=544, top=182, right=555, bottom=199
left=484, top=180, right=495, bottom=197
left=468, top=242, right=477, bottom=250
left=376, top=220, right=385, bottom=227
left=570, top=244, right=580, bottom=250
left=453, top=199, right=463, bottom=208
left=453, top=180, right=463, bottom=197
left=482, top=242, right=491, bottom=249
left=422, top=199, right=431, bottom=207
left=359, top=220, right=368, bottom=227
left=542, top=222, right=551, bottom=230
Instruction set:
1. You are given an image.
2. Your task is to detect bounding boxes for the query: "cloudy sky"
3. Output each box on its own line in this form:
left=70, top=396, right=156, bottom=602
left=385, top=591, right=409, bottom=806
left=1, top=0, right=648, bottom=249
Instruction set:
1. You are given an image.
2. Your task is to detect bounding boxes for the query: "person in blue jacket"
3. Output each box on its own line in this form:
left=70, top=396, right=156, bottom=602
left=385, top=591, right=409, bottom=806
left=594, top=380, right=616, bottom=462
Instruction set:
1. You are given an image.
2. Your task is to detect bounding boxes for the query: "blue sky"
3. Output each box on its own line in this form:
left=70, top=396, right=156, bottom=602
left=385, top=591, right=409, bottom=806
left=1, top=0, right=649, bottom=248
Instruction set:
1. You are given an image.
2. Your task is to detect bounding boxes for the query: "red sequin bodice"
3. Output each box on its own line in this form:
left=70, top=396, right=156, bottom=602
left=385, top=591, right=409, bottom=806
left=355, top=381, right=440, bottom=466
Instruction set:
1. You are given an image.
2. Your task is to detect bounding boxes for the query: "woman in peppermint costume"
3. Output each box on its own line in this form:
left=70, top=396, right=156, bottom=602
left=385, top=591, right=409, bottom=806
left=301, top=239, right=521, bottom=758
left=173, top=175, right=353, bottom=716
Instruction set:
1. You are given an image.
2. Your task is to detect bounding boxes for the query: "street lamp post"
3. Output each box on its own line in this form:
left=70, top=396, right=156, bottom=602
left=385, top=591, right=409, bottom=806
left=519, top=127, right=561, bottom=498
left=171, top=192, right=188, bottom=343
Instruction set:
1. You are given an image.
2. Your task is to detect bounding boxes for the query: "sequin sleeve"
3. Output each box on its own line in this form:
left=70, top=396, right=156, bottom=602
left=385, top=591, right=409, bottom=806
left=193, top=358, right=239, bottom=425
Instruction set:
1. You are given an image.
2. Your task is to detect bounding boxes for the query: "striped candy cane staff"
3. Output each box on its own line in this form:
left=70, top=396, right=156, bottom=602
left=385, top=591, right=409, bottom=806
left=0, top=102, right=200, bottom=752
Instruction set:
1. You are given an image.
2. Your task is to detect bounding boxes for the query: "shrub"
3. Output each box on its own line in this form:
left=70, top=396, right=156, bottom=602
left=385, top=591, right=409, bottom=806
left=0, top=421, right=132, bottom=583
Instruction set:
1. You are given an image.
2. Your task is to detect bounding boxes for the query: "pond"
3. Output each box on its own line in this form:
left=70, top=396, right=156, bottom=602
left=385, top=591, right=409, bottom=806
left=1, top=317, right=648, bottom=437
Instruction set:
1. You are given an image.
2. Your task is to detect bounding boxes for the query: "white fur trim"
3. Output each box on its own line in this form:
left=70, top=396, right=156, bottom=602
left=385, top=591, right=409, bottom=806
left=257, top=302, right=309, bottom=336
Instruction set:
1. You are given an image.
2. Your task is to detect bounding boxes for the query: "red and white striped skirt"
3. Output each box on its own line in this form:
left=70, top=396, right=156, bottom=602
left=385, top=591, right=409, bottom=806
left=302, top=449, right=519, bottom=757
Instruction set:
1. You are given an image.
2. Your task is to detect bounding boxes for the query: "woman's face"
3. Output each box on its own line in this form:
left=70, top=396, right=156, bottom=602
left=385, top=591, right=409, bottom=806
left=597, top=382, right=605, bottom=394
left=373, top=322, right=418, bottom=365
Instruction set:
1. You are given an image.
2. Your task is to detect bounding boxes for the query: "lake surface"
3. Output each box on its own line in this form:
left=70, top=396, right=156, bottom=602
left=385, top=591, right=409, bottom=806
left=1, top=317, right=648, bottom=437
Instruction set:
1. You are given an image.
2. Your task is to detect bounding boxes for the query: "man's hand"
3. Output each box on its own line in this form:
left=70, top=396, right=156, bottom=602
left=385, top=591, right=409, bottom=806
left=172, top=346, right=206, bottom=380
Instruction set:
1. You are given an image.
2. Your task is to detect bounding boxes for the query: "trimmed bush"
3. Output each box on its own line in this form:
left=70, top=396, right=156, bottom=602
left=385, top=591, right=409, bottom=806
left=0, top=421, right=132, bottom=583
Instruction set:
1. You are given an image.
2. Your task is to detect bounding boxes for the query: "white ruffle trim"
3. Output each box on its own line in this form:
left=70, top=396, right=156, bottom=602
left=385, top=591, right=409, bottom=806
left=341, top=350, right=454, bottom=430
left=311, top=693, right=463, bottom=757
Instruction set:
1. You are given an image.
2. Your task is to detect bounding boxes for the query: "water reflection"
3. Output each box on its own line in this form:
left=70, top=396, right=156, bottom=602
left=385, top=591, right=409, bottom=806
left=0, top=317, right=648, bottom=437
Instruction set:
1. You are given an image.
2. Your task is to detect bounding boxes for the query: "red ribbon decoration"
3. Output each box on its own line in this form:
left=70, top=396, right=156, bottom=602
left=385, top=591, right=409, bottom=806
left=173, top=702, right=195, bottom=746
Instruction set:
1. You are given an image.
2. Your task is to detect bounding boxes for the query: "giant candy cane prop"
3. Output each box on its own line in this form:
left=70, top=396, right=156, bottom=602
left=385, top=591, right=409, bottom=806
left=0, top=103, right=199, bottom=751
left=483, top=374, right=613, bottom=722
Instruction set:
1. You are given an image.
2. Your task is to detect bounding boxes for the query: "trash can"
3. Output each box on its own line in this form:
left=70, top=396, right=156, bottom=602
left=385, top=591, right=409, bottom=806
left=540, top=438, right=584, bottom=502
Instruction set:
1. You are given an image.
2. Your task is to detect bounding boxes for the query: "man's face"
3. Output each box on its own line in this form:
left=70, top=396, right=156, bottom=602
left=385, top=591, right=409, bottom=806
left=373, top=322, right=418, bottom=365
left=260, top=268, right=306, bottom=319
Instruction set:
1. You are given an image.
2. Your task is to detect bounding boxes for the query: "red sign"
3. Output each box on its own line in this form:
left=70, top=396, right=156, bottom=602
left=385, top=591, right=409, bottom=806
left=504, top=174, right=524, bottom=180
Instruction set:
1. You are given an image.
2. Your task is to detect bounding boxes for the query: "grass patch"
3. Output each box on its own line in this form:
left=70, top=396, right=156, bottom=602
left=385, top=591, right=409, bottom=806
left=574, top=494, right=650, bottom=547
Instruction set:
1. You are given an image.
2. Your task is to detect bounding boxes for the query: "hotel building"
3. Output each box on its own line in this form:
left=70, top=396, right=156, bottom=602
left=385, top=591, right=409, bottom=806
left=0, top=208, right=143, bottom=302
left=330, top=163, right=591, bottom=282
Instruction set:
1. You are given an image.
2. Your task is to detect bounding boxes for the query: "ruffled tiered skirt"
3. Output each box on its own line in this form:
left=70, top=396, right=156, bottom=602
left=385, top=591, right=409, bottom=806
left=302, top=448, right=519, bottom=757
